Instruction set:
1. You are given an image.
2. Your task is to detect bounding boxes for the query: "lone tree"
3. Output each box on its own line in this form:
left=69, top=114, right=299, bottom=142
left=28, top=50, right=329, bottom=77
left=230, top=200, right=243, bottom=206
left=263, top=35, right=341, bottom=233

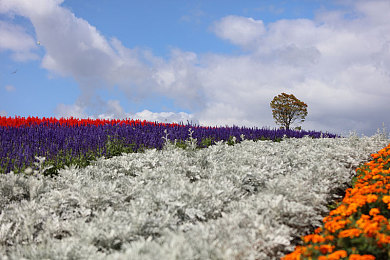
left=270, top=93, right=308, bottom=130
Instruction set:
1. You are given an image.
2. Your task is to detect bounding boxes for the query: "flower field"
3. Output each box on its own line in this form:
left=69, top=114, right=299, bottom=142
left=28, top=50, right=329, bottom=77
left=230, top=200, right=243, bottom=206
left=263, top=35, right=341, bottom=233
left=0, top=116, right=389, bottom=259
left=283, top=142, right=390, bottom=259
left=0, top=116, right=337, bottom=176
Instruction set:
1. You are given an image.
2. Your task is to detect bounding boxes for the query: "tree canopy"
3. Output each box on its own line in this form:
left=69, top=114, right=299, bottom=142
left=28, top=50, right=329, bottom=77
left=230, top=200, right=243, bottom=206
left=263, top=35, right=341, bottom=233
left=270, top=93, right=308, bottom=130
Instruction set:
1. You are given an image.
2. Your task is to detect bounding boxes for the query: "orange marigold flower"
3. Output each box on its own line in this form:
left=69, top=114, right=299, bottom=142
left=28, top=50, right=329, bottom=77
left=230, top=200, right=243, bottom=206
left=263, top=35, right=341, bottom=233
left=369, top=208, right=380, bottom=216
left=281, top=246, right=305, bottom=260
left=382, top=195, right=390, bottom=204
left=377, top=233, right=390, bottom=244
left=366, top=194, right=378, bottom=203
left=315, top=227, right=323, bottom=234
left=319, top=244, right=334, bottom=254
left=303, top=234, right=325, bottom=243
left=371, top=153, right=380, bottom=159
left=338, top=228, right=362, bottom=238
left=372, top=214, right=387, bottom=223
left=349, top=254, right=376, bottom=260
left=330, top=205, right=347, bottom=216
left=356, top=216, right=370, bottom=230
left=324, top=235, right=335, bottom=241
left=370, top=168, right=380, bottom=174
left=364, top=223, right=379, bottom=236
left=324, top=220, right=350, bottom=233
left=345, top=203, right=359, bottom=216
left=327, top=250, right=347, bottom=260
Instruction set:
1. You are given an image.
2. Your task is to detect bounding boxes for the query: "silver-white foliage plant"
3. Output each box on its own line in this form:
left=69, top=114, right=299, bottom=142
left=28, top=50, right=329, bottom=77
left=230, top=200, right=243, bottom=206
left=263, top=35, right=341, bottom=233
left=0, top=129, right=389, bottom=259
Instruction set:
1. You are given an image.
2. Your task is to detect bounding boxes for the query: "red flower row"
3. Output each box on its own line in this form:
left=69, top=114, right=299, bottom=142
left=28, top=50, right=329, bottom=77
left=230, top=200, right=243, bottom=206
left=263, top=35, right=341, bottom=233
left=0, top=116, right=186, bottom=128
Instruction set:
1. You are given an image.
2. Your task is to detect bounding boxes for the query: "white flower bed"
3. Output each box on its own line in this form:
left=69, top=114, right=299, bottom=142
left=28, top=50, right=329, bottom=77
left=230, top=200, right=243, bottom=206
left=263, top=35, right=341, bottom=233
left=0, top=133, right=389, bottom=259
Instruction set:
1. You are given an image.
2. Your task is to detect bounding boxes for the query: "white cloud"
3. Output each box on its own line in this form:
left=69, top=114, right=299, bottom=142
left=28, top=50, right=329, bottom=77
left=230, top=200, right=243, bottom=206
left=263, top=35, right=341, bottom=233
left=211, top=15, right=266, bottom=50
left=1, top=0, right=154, bottom=109
left=127, top=110, right=199, bottom=125
left=54, top=103, right=89, bottom=119
left=197, top=0, right=390, bottom=135
left=152, top=49, right=205, bottom=110
left=4, top=85, right=16, bottom=92
left=0, top=0, right=64, bottom=14
left=97, top=100, right=200, bottom=125
left=35, top=8, right=120, bottom=79
left=354, top=0, right=390, bottom=25
left=0, top=21, right=39, bottom=61
left=1, top=0, right=390, bottom=136
left=55, top=99, right=199, bottom=125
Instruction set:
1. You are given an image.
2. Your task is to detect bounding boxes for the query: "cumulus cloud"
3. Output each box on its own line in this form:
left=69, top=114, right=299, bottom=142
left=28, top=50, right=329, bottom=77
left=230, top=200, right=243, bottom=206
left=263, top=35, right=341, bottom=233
left=1, top=0, right=204, bottom=119
left=1, top=0, right=390, bottom=136
left=152, top=49, right=206, bottom=110
left=54, top=103, right=89, bottom=119
left=0, top=21, right=39, bottom=61
left=1, top=0, right=157, bottom=111
left=202, top=0, right=390, bottom=135
left=126, top=109, right=199, bottom=125
left=55, top=99, right=198, bottom=125
left=211, top=15, right=266, bottom=50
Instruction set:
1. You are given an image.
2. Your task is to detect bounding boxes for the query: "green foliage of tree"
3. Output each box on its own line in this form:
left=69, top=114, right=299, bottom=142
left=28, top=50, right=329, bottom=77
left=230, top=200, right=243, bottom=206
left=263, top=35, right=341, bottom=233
left=270, top=93, right=308, bottom=130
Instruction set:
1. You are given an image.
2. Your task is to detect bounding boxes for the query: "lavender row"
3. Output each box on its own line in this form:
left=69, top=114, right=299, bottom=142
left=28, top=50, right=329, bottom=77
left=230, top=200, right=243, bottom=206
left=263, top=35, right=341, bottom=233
left=0, top=122, right=338, bottom=175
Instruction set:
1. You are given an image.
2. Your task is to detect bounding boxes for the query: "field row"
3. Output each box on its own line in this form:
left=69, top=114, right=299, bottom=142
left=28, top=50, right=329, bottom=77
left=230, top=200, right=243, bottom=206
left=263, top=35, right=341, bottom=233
left=0, top=116, right=337, bottom=176
left=0, top=132, right=388, bottom=259
left=283, top=142, right=390, bottom=259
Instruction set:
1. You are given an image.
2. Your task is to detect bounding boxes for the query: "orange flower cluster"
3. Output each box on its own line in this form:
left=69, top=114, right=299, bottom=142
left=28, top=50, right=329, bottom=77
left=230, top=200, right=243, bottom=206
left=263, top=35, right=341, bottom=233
left=283, top=143, right=390, bottom=260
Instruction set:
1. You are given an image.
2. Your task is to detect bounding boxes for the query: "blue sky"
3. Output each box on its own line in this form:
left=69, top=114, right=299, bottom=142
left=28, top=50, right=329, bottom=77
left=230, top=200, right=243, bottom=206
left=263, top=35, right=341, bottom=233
left=0, top=0, right=389, bottom=136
